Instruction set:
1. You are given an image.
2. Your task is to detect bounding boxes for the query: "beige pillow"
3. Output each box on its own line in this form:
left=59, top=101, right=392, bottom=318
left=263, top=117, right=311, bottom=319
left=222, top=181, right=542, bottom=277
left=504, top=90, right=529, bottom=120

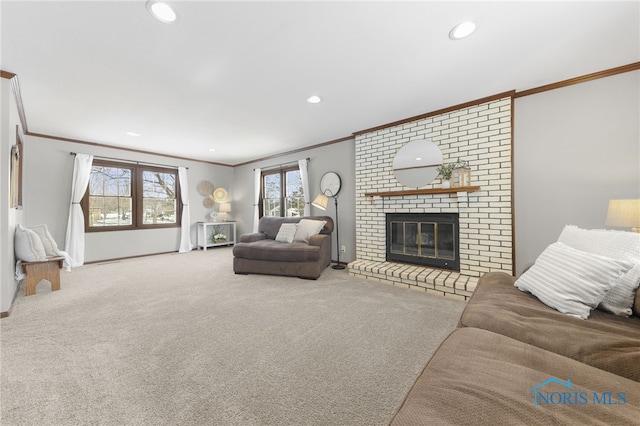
left=293, top=219, right=326, bottom=242
left=275, top=223, right=298, bottom=243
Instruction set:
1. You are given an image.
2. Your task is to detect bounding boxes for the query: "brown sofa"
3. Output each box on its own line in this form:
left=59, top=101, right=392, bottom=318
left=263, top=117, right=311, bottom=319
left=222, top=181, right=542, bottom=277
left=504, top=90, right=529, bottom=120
left=391, top=272, right=640, bottom=425
left=232, top=216, right=333, bottom=280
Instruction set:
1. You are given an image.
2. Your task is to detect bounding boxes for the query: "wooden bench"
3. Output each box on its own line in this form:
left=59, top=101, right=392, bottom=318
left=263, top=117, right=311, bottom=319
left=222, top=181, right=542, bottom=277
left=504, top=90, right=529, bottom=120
left=21, top=257, right=64, bottom=296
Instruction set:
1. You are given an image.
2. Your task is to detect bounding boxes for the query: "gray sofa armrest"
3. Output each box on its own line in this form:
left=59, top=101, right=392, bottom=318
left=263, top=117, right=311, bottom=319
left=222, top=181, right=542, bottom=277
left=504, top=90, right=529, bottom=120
left=308, top=234, right=332, bottom=268
left=239, top=233, right=267, bottom=243
left=308, top=234, right=328, bottom=247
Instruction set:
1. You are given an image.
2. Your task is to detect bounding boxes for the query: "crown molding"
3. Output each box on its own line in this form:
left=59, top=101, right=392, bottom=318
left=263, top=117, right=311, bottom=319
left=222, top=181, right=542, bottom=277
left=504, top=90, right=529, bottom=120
left=26, top=132, right=232, bottom=167
left=232, top=135, right=354, bottom=167
left=514, top=62, right=640, bottom=98
left=353, top=91, right=516, bottom=136
left=353, top=61, right=640, bottom=137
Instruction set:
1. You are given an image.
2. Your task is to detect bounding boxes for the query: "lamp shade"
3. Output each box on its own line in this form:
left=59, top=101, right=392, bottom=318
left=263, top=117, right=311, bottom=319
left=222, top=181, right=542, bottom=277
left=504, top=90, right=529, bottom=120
left=312, top=194, right=329, bottom=210
left=219, top=202, right=232, bottom=213
left=606, top=199, right=640, bottom=230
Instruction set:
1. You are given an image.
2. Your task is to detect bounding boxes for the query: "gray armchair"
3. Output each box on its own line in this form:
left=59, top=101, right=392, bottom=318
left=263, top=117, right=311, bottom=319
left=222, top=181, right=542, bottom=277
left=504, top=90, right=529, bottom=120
left=232, top=216, right=334, bottom=279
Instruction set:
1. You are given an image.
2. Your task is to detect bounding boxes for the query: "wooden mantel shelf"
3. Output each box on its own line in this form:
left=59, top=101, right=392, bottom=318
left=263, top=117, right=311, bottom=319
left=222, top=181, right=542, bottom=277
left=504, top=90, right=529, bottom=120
left=364, top=186, right=481, bottom=197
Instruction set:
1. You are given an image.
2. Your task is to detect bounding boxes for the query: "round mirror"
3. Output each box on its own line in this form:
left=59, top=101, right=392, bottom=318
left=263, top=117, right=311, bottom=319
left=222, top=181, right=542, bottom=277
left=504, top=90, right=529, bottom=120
left=392, top=139, right=443, bottom=188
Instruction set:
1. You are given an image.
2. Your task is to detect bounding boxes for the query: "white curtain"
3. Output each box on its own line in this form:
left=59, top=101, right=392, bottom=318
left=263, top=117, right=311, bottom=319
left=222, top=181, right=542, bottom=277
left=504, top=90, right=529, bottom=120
left=253, top=167, right=261, bottom=232
left=64, top=153, right=93, bottom=268
left=298, top=158, right=310, bottom=216
left=178, top=167, right=192, bottom=253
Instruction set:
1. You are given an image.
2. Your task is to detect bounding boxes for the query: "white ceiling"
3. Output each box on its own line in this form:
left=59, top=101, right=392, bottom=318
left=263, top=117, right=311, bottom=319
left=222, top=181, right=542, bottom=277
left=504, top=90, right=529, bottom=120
left=2, top=1, right=638, bottom=166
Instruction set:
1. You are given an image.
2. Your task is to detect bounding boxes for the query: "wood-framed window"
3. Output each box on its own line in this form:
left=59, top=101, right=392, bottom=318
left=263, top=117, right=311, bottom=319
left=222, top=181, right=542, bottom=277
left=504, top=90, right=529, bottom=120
left=82, top=160, right=181, bottom=232
left=260, top=166, right=304, bottom=218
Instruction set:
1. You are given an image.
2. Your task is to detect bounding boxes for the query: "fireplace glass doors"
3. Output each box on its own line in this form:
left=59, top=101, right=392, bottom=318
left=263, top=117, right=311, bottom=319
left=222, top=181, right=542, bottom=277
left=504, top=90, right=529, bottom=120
left=386, top=213, right=459, bottom=271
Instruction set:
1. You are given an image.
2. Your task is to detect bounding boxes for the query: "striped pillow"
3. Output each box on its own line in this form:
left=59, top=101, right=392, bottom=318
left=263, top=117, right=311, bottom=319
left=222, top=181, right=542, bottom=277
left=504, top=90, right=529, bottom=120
left=515, top=242, right=634, bottom=319
left=275, top=223, right=298, bottom=243
left=557, top=225, right=640, bottom=317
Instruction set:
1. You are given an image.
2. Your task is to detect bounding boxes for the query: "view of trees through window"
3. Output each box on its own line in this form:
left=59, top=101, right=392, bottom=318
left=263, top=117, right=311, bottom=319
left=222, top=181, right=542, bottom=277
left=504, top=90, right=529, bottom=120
left=85, top=161, right=179, bottom=230
left=262, top=168, right=304, bottom=217
left=89, top=165, right=132, bottom=227
left=142, top=170, right=177, bottom=225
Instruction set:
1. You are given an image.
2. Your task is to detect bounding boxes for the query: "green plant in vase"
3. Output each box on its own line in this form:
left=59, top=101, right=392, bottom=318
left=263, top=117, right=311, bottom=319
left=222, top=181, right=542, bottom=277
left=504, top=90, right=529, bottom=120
left=436, top=163, right=455, bottom=188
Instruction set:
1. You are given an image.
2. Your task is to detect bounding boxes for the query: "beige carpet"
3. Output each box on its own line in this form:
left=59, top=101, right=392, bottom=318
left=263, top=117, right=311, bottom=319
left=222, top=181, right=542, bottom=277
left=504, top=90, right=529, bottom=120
left=1, top=248, right=465, bottom=426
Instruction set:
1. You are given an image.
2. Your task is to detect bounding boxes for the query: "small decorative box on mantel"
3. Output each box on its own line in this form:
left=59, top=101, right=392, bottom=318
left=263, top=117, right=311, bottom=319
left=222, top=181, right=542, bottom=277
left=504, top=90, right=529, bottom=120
left=450, top=161, right=471, bottom=188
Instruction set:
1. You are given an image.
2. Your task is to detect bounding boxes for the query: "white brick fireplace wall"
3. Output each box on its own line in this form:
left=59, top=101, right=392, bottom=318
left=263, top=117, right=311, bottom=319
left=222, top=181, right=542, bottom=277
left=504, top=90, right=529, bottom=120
left=349, top=96, right=513, bottom=300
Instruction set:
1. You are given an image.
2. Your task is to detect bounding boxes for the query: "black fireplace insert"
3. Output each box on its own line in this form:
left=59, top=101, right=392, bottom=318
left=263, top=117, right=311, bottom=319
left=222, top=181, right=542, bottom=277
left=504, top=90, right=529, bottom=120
left=386, top=213, right=460, bottom=271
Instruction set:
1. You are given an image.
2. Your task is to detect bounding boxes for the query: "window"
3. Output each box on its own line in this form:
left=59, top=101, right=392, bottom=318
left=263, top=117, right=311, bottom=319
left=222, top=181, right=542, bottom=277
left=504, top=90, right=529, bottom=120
left=83, top=160, right=181, bottom=231
left=260, top=167, right=304, bottom=218
left=141, top=169, right=178, bottom=225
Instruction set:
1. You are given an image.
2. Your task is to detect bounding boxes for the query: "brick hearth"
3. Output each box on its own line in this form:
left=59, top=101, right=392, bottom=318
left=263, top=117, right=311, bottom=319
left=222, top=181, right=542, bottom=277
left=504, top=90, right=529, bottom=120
left=349, top=260, right=478, bottom=301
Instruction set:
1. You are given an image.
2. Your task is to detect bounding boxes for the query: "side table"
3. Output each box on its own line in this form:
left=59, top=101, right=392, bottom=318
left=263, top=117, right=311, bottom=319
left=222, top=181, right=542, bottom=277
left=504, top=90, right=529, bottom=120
left=196, top=222, right=236, bottom=251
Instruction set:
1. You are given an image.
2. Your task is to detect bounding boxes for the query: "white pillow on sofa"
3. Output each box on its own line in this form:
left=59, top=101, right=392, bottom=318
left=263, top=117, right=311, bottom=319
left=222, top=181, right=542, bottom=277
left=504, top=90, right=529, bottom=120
left=515, top=242, right=634, bottom=320
left=275, top=223, right=298, bottom=243
left=14, top=224, right=47, bottom=262
left=293, top=219, right=326, bottom=242
left=558, top=225, right=640, bottom=317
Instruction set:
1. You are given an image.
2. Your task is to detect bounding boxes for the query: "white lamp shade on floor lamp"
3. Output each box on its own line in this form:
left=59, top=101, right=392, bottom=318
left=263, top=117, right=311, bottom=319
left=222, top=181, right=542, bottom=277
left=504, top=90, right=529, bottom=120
left=312, top=194, right=329, bottom=210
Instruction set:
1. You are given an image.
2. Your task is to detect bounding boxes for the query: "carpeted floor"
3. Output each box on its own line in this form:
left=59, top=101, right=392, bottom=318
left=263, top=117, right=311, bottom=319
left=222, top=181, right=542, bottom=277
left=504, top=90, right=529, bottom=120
left=1, top=248, right=465, bottom=426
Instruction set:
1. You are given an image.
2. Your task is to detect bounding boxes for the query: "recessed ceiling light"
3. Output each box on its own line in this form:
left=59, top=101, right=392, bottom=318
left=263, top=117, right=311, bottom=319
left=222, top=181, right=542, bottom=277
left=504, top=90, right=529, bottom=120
left=146, top=1, right=177, bottom=23
left=449, top=21, right=476, bottom=40
left=126, top=131, right=141, bottom=137
left=208, top=148, right=216, bottom=152
left=307, top=95, right=322, bottom=104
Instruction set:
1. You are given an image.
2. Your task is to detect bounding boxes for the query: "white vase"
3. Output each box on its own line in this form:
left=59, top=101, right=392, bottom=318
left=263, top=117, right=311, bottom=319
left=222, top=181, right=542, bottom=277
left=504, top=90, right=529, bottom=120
left=441, top=180, right=451, bottom=189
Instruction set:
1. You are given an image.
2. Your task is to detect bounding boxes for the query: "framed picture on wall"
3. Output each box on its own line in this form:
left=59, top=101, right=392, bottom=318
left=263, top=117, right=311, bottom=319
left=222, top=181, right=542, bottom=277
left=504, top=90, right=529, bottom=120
left=10, top=125, right=23, bottom=209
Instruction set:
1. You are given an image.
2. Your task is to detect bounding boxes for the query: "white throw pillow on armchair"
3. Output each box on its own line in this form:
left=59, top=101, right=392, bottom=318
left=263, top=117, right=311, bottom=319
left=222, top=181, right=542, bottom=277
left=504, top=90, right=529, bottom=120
left=293, top=219, right=327, bottom=242
left=275, top=223, right=298, bottom=243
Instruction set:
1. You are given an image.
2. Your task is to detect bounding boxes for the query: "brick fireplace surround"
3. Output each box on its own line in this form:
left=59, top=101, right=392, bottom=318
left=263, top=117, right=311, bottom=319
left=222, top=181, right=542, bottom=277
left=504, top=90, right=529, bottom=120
left=348, top=96, right=513, bottom=300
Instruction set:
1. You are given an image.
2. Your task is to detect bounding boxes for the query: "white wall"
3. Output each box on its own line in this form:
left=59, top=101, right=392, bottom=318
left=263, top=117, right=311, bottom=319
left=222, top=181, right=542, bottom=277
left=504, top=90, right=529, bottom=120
left=23, top=135, right=233, bottom=263
left=233, top=139, right=356, bottom=264
left=1, top=77, right=24, bottom=313
left=514, top=70, right=640, bottom=274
